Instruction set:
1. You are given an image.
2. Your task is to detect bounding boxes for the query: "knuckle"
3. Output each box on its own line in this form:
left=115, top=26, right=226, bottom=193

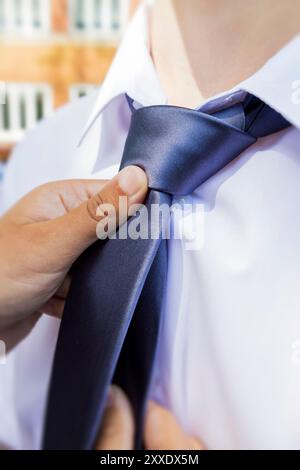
left=86, top=193, right=105, bottom=222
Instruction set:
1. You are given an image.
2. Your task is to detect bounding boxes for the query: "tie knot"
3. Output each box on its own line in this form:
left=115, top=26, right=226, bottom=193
left=121, top=97, right=290, bottom=196
left=121, top=105, right=255, bottom=196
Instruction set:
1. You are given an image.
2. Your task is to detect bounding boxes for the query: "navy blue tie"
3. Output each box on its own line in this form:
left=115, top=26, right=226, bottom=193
left=43, top=95, right=290, bottom=449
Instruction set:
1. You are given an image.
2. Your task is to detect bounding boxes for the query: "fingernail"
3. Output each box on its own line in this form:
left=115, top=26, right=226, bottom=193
left=118, top=165, right=148, bottom=197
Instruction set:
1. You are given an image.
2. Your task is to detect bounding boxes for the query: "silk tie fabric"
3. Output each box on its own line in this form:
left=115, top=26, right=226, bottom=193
left=43, top=95, right=290, bottom=449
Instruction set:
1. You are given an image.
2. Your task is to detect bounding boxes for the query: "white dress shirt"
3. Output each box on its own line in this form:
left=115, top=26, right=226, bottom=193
left=1, top=3, right=300, bottom=450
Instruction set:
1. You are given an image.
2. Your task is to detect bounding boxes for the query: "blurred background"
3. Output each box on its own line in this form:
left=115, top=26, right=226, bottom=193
left=0, top=0, right=139, bottom=179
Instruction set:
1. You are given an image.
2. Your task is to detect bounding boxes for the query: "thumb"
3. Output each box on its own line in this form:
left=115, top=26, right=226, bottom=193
left=44, top=165, right=148, bottom=265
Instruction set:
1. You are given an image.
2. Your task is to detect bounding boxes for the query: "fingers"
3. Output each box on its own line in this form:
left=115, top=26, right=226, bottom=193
left=55, top=275, right=71, bottom=299
left=3, top=178, right=109, bottom=224
left=38, top=297, right=65, bottom=318
left=38, top=276, right=71, bottom=318
left=41, top=166, right=148, bottom=267
left=96, top=386, right=135, bottom=450
left=96, top=393, right=203, bottom=451
left=144, top=401, right=204, bottom=451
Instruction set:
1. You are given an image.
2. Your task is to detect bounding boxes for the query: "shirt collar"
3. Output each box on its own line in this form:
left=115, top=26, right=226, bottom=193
left=78, top=1, right=165, bottom=146
left=237, top=35, right=300, bottom=129
left=79, top=4, right=300, bottom=147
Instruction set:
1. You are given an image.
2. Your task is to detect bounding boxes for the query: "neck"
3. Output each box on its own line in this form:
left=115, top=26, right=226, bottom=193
left=150, top=0, right=300, bottom=107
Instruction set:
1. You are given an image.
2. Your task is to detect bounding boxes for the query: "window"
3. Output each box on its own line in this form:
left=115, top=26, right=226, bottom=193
left=69, top=83, right=98, bottom=101
left=75, top=0, right=84, bottom=30
left=0, top=0, right=49, bottom=34
left=94, top=0, right=102, bottom=29
left=111, top=0, right=119, bottom=30
left=0, top=84, right=53, bottom=144
left=14, top=0, right=22, bottom=27
left=70, top=0, right=128, bottom=39
left=32, top=0, right=42, bottom=29
left=0, top=1, right=4, bottom=29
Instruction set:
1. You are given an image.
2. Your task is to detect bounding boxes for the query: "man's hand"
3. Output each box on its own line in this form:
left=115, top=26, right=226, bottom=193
left=96, top=386, right=204, bottom=450
left=0, top=166, right=148, bottom=350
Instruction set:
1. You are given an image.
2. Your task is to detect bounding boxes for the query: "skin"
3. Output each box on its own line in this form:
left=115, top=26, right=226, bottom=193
left=151, top=0, right=300, bottom=107
left=0, top=166, right=148, bottom=350
left=96, top=386, right=204, bottom=451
